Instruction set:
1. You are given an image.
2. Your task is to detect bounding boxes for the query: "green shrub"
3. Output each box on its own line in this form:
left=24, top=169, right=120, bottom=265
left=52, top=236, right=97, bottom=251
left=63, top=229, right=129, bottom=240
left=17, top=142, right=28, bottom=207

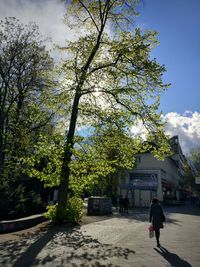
left=66, top=196, right=83, bottom=223
left=44, top=197, right=83, bottom=223
left=0, top=184, right=45, bottom=220
left=44, top=203, right=65, bottom=222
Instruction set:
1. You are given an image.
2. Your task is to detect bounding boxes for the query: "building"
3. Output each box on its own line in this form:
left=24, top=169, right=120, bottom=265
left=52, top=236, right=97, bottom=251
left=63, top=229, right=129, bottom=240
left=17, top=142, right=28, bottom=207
left=119, top=136, right=186, bottom=207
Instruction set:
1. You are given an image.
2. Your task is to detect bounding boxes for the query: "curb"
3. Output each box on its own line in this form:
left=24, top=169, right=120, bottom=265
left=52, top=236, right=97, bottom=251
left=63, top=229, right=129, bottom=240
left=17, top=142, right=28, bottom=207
left=0, top=214, right=46, bottom=234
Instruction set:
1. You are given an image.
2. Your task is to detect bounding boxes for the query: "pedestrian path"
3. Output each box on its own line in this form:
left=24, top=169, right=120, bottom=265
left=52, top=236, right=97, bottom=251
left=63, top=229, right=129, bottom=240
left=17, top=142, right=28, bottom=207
left=0, top=204, right=199, bottom=266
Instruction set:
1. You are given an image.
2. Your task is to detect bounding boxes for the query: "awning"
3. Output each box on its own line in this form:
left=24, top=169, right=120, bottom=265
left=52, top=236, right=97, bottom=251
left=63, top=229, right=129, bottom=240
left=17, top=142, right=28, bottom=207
left=120, top=183, right=157, bottom=191
left=161, top=179, right=175, bottom=189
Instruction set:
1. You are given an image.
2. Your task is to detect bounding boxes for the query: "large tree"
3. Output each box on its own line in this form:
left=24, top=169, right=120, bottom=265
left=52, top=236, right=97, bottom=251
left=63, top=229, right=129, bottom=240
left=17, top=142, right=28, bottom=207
left=0, top=17, right=55, bottom=193
left=0, top=17, right=56, bottom=219
left=56, top=0, right=170, bottom=219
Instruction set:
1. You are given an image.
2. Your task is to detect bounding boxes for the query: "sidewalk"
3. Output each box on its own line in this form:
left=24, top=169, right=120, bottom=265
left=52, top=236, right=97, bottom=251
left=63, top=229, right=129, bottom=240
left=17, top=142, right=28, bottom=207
left=1, top=205, right=199, bottom=266
left=0, top=207, right=117, bottom=243
left=0, top=207, right=144, bottom=243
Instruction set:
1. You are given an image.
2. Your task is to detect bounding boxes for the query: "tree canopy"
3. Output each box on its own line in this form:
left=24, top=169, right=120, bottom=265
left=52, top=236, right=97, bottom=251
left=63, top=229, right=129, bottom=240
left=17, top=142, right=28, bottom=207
left=184, top=147, right=200, bottom=192
left=0, top=1, right=172, bottom=222
left=0, top=17, right=55, bottom=179
left=52, top=0, right=171, bottom=221
left=0, top=17, right=56, bottom=219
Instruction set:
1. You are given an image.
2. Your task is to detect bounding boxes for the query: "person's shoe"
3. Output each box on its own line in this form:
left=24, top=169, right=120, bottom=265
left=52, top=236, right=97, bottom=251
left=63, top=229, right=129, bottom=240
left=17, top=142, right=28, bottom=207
left=157, top=243, right=160, bottom=247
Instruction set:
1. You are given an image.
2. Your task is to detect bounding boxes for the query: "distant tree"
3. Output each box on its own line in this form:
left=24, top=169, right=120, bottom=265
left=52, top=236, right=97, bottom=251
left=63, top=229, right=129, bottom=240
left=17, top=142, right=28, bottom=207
left=184, top=147, right=200, bottom=192
left=55, top=0, right=170, bottom=221
left=183, top=161, right=195, bottom=188
left=0, top=17, right=55, bottom=181
left=190, top=147, right=200, bottom=175
left=0, top=17, right=55, bottom=218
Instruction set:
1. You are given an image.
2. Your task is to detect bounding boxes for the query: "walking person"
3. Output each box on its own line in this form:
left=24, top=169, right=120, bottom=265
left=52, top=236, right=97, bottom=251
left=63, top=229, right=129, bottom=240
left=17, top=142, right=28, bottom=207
left=149, top=197, right=165, bottom=247
left=119, top=195, right=124, bottom=215
left=123, top=195, right=129, bottom=214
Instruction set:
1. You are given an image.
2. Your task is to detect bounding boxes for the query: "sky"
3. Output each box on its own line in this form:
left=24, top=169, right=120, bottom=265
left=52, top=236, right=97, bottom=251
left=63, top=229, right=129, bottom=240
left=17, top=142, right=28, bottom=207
left=0, top=0, right=199, bottom=155
left=136, top=0, right=200, bottom=154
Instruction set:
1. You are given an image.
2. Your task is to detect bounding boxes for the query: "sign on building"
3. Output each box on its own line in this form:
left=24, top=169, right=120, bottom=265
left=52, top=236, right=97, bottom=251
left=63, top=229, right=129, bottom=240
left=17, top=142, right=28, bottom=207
left=129, top=173, right=158, bottom=190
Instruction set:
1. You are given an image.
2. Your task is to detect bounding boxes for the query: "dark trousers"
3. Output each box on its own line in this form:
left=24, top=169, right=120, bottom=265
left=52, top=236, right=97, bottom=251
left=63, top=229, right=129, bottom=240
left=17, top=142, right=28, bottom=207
left=119, top=206, right=124, bottom=214
left=124, top=206, right=128, bottom=214
left=155, top=229, right=160, bottom=244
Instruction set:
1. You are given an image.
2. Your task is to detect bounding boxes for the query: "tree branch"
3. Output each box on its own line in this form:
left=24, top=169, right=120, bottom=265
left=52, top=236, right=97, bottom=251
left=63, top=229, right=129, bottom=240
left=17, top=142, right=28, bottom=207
left=88, top=52, right=122, bottom=75
left=78, top=0, right=100, bottom=32
left=28, top=112, right=54, bottom=133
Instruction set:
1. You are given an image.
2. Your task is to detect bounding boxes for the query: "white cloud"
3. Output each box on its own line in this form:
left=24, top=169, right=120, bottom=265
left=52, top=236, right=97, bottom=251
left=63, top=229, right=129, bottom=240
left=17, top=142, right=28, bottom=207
left=0, top=0, right=112, bottom=60
left=130, top=120, right=148, bottom=140
left=163, top=111, right=200, bottom=155
left=0, top=0, right=72, bottom=59
left=131, top=111, right=200, bottom=155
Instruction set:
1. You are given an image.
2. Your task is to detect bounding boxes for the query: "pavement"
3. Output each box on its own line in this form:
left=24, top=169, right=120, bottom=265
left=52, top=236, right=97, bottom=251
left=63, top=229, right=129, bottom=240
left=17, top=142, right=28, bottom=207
left=0, top=204, right=199, bottom=267
left=0, top=207, right=116, bottom=243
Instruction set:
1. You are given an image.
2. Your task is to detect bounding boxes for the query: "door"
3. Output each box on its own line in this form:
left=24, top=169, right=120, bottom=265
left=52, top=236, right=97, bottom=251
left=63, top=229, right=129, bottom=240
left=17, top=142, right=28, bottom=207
left=140, top=190, right=151, bottom=207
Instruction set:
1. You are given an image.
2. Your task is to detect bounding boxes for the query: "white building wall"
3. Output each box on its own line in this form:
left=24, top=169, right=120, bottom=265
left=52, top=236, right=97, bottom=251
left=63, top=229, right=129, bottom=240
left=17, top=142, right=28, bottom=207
left=119, top=153, right=182, bottom=207
left=136, top=153, right=180, bottom=187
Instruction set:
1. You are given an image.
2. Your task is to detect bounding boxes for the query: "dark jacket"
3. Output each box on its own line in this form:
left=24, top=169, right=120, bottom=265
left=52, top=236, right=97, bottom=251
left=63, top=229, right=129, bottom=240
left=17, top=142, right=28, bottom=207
left=123, top=197, right=129, bottom=208
left=149, top=203, right=165, bottom=230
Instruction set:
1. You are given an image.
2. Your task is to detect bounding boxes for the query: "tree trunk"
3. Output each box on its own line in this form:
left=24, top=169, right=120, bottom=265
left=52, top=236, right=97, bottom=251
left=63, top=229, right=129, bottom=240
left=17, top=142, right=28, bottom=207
left=58, top=91, right=80, bottom=209
left=57, top=22, right=106, bottom=214
left=0, top=111, right=5, bottom=179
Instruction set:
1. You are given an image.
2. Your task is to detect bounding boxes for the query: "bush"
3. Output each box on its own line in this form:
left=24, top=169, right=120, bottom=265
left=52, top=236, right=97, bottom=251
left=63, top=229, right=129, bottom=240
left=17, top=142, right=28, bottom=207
left=11, top=185, right=44, bottom=218
left=0, top=184, right=45, bottom=220
left=66, top=196, right=83, bottom=223
left=44, top=196, right=83, bottom=223
left=44, top=204, right=66, bottom=222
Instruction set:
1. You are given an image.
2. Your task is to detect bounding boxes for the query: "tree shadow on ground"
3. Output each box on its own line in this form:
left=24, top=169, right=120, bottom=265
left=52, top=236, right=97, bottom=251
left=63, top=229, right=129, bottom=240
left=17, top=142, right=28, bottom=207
left=120, top=204, right=200, bottom=225
left=154, top=246, right=192, bottom=267
left=113, top=211, right=181, bottom=226
left=0, top=223, right=135, bottom=267
left=163, top=204, right=200, bottom=217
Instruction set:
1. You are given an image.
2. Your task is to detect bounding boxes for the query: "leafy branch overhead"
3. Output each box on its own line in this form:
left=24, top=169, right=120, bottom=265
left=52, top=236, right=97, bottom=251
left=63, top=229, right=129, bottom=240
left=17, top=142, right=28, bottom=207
left=0, top=1, right=172, bottom=223
left=54, top=0, right=171, bottom=220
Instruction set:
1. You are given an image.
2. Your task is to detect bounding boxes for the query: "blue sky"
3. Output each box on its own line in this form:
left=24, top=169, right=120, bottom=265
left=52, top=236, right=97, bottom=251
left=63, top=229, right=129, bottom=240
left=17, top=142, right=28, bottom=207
left=136, top=0, right=200, bottom=115
left=0, top=0, right=200, bottom=154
